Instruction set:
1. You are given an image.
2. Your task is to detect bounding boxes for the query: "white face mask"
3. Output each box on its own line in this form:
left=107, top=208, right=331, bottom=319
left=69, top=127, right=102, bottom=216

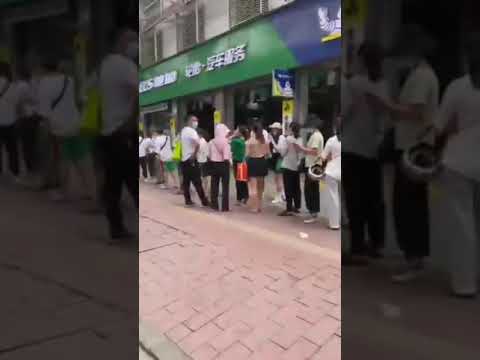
left=126, top=42, right=138, bottom=60
left=191, top=121, right=199, bottom=129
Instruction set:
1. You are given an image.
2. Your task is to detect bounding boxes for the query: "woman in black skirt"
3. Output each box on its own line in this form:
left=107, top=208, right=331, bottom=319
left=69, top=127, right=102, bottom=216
left=246, top=121, right=270, bottom=213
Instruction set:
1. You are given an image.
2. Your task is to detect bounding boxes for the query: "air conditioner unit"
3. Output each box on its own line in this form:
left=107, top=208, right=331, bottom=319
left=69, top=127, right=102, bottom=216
left=269, top=0, right=294, bottom=11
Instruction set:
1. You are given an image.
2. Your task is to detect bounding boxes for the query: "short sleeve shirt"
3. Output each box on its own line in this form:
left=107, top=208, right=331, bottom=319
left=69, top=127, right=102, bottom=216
left=305, top=130, right=324, bottom=167
left=99, top=54, right=138, bottom=135
left=435, top=75, right=480, bottom=181
left=395, top=64, right=439, bottom=150
left=181, top=126, right=200, bottom=161
left=37, top=74, right=81, bottom=136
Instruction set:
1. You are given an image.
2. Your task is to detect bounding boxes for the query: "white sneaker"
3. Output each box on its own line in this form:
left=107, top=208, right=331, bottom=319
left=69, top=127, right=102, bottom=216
left=304, top=215, right=318, bottom=224
left=159, top=184, right=168, bottom=190
left=391, top=269, right=420, bottom=283
left=272, top=195, right=282, bottom=204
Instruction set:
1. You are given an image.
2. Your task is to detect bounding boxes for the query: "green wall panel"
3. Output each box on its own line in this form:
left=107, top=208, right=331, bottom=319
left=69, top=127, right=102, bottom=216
left=139, top=19, right=298, bottom=107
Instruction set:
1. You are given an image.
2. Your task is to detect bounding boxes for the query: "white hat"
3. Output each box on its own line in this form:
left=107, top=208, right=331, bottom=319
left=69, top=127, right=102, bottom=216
left=269, top=122, right=282, bottom=129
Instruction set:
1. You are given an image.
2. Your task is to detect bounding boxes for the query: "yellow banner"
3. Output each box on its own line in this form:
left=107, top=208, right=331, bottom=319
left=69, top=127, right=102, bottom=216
left=343, top=0, right=368, bottom=28
left=214, top=110, right=222, bottom=125
left=0, top=47, right=11, bottom=64
left=170, top=117, right=176, bottom=137
left=282, top=100, right=294, bottom=133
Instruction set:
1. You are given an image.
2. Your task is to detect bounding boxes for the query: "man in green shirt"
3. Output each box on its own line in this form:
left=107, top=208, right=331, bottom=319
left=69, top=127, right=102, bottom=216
left=231, top=126, right=249, bottom=204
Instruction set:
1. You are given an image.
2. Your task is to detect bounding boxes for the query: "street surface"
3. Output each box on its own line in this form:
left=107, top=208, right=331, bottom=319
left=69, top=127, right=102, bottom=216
left=139, top=183, right=341, bottom=360
left=0, top=176, right=138, bottom=359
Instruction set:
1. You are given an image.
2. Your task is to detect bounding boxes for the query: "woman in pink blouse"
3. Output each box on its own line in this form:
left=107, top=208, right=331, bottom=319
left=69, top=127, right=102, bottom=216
left=209, top=123, right=232, bottom=211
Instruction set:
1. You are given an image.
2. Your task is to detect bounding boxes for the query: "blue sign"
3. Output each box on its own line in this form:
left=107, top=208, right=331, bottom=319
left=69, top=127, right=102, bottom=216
left=271, top=0, right=341, bottom=66
left=272, top=69, right=295, bottom=97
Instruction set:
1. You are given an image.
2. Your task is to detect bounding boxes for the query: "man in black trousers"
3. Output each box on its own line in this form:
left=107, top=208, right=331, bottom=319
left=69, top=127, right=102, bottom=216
left=98, top=27, right=139, bottom=242
left=180, top=115, right=209, bottom=207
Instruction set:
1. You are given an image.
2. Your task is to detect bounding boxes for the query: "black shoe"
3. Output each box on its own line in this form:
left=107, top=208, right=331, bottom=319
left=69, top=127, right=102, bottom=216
left=202, top=200, right=211, bottom=207
left=278, top=210, right=293, bottom=217
left=292, top=208, right=300, bottom=214
left=109, top=230, right=134, bottom=245
left=450, top=292, right=477, bottom=299
left=368, top=248, right=384, bottom=259
left=343, top=254, right=369, bottom=266
left=185, top=201, right=195, bottom=207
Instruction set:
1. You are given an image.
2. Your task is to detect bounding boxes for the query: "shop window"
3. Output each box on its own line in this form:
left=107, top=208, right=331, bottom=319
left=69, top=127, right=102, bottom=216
left=186, top=97, right=215, bottom=140
left=141, top=28, right=156, bottom=67
left=233, top=84, right=282, bottom=130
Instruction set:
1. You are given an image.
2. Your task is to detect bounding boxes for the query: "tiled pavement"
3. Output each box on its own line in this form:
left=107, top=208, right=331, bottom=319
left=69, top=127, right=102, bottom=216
left=139, top=184, right=341, bottom=359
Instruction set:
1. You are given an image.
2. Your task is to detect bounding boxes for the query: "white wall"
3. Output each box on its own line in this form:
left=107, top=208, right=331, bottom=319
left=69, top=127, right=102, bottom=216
left=203, top=0, right=229, bottom=40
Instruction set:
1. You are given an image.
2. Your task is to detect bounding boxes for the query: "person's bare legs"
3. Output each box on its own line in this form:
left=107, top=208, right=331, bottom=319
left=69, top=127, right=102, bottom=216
left=257, top=177, right=265, bottom=212
left=275, top=173, right=283, bottom=199
left=248, top=178, right=257, bottom=211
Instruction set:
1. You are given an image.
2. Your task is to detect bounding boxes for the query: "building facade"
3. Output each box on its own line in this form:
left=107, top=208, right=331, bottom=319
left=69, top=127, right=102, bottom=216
left=139, top=0, right=341, bottom=140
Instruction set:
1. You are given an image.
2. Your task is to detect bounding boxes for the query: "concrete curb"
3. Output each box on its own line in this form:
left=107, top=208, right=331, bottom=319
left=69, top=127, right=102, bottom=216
left=139, top=321, right=191, bottom=360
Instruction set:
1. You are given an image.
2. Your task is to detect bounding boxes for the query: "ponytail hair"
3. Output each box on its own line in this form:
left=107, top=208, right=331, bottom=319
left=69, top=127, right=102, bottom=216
left=358, top=42, right=384, bottom=82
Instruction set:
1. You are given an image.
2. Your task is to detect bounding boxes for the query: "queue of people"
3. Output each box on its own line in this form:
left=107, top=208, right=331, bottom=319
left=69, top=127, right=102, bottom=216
left=141, top=114, right=342, bottom=231
left=342, top=25, right=480, bottom=298
left=0, top=27, right=140, bottom=244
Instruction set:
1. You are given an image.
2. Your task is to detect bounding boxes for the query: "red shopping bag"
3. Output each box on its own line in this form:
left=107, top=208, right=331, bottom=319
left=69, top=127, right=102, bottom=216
left=236, top=162, right=248, bottom=182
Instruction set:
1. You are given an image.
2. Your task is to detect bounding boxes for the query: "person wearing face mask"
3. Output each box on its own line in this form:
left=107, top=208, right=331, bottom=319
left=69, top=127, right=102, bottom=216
left=0, top=61, right=24, bottom=182
left=180, top=115, right=209, bottom=207
left=434, top=32, right=480, bottom=298
left=368, top=24, right=440, bottom=282
left=98, top=27, right=139, bottom=243
left=268, top=122, right=286, bottom=204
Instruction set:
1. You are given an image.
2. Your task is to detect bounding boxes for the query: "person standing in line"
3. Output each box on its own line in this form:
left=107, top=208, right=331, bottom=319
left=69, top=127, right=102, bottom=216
left=246, top=121, right=271, bottom=213
left=231, top=126, right=249, bottom=205
left=269, top=122, right=286, bottom=204
left=158, top=129, right=178, bottom=190
left=15, top=67, right=39, bottom=183
left=139, top=132, right=153, bottom=181
left=342, top=42, right=390, bottom=261
left=209, top=123, right=232, bottom=212
left=434, top=32, right=480, bottom=298
left=197, top=129, right=210, bottom=194
left=98, top=27, right=139, bottom=242
left=154, top=129, right=174, bottom=189
left=321, top=128, right=342, bottom=230
left=303, top=123, right=325, bottom=224
left=37, top=58, right=98, bottom=205
left=180, top=115, right=209, bottom=207
left=0, top=62, right=23, bottom=182
left=368, top=24, right=439, bottom=282
left=278, top=122, right=302, bottom=217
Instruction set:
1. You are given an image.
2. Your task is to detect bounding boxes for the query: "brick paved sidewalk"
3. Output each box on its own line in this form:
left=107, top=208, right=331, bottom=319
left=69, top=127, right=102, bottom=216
left=139, top=188, right=341, bottom=360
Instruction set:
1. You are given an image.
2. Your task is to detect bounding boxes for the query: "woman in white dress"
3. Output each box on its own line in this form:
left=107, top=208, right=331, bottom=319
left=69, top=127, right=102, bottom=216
left=435, top=32, right=480, bottom=298
left=321, top=125, right=342, bottom=230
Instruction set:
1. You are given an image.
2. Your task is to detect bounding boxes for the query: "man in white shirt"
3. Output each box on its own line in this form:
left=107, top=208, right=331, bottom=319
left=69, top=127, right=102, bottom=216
left=304, top=123, right=325, bottom=223
left=98, top=27, right=139, bottom=242
left=180, top=115, right=209, bottom=207
left=0, top=62, right=23, bottom=180
left=369, top=24, right=440, bottom=282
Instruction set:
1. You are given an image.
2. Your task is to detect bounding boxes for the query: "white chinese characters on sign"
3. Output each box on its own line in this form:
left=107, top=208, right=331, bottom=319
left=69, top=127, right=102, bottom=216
left=139, top=70, right=178, bottom=93
left=206, top=44, right=247, bottom=72
left=185, top=62, right=204, bottom=78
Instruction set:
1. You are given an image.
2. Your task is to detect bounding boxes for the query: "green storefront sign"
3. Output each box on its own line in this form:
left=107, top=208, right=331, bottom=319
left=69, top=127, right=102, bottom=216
left=140, top=19, right=297, bottom=107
